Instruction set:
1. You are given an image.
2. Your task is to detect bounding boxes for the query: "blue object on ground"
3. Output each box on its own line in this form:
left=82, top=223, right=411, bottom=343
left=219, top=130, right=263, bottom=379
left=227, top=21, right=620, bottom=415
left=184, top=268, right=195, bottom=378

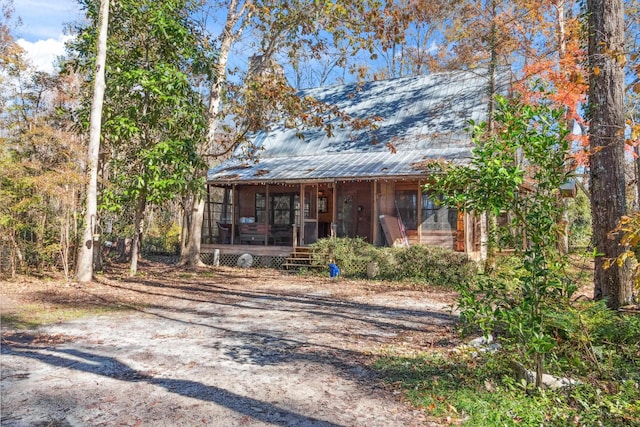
left=328, top=263, right=340, bottom=278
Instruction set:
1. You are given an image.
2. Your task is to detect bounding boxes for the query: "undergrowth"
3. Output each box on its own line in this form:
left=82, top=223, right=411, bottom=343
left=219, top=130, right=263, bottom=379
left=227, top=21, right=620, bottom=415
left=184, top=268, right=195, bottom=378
left=374, top=301, right=640, bottom=426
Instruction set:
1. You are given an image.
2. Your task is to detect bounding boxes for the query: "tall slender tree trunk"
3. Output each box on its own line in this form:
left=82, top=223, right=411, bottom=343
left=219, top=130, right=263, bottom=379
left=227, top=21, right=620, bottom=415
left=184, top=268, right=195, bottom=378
left=76, top=0, right=109, bottom=283
left=129, top=193, right=146, bottom=276
left=587, top=0, right=633, bottom=308
left=555, top=0, right=566, bottom=57
left=180, top=0, right=249, bottom=267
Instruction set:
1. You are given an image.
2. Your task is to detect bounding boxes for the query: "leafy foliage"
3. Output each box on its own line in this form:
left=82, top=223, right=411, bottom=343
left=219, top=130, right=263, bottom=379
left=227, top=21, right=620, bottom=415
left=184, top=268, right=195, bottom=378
left=374, top=245, right=477, bottom=286
left=309, top=237, right=378, bottom=277
left=566, top=190, right=592, bottom=250
left=608, top=212, right=640, bottom=294
left=375, top=294, right=640, bottom=425
left=0, top=18, right=83, bottom=277
left=424, top=92, right=574, bottom=386
left=374, top=336, right=640, bottom=426
left=70, top=0, right=210, bottom=273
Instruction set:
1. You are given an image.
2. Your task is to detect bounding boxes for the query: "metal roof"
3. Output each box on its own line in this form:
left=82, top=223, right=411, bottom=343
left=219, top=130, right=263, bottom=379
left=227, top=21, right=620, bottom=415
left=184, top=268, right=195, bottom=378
left=208, top=67, right=511, bottom=184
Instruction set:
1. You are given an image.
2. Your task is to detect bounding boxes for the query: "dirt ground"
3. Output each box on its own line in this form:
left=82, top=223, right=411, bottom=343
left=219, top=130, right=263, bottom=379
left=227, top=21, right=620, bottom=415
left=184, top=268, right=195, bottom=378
left=1, top=261, right=461, bottom=427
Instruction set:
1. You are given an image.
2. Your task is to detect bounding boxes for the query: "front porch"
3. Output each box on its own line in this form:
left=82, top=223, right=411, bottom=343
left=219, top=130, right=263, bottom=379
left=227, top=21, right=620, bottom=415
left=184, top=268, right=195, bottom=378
left=202, top=179, right=483, bottom=262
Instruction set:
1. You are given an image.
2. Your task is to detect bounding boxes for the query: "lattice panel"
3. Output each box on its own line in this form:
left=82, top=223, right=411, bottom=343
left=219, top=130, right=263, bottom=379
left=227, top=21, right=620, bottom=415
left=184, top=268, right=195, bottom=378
left=200, top=253, right=287, bottom=269
left=321, top=259, right=367, bottom=277
left=310, top=255, right=369, bottom=277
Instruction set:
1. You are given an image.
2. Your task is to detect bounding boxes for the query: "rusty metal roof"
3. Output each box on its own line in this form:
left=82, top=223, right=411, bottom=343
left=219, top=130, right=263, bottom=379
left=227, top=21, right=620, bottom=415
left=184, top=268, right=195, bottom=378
left=208, top=67, right=511, bottom=184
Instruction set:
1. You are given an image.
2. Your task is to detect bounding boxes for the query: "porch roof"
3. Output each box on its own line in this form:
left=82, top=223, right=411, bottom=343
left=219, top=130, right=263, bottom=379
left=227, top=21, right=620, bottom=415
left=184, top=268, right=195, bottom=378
left=207, top=148, right=471, bottom=184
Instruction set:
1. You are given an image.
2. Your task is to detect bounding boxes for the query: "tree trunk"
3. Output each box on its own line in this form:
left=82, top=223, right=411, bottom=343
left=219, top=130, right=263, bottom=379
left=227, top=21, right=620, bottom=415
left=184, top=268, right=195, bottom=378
left=129, top=194, right=146, bottom=276
left=554, top=0, right=566, bottom=57
left=76, top=0, right=109, bottom=283
left=587, top=0, right=633, bottom=308
left=180, top=0, right=249, bottom=267
left=180, top=195, right=190, bottom=254
left=180, top=197, right=207, bottom=267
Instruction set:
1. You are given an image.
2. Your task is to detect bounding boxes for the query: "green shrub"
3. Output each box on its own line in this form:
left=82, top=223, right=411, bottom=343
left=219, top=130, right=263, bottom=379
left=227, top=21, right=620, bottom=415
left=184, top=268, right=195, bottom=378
left=374, top=349, right=640, bottom=426
left=383, top=245, right=478, bottom=286
left=142, top=222, right=181, bottom=254
left=310, top=237, right=376, bottom=277
left=547, top=299, right=640, bottom=380
left=310, top=237, right=479, bottom=286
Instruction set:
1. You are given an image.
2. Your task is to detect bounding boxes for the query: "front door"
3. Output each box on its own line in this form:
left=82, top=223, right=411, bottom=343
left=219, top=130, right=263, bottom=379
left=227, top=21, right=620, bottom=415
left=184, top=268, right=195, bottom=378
left=301, top=184, right=318, bottom=245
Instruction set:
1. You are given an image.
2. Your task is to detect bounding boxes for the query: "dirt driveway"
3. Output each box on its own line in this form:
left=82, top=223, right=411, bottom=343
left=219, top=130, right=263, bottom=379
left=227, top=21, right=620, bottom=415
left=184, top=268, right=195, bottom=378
left=1, top=263, right=459, bottom=426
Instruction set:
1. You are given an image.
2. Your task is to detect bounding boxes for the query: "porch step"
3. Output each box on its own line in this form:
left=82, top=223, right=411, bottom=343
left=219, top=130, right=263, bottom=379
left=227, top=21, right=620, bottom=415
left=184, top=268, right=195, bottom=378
left=281, top=247, right=323, bottom=270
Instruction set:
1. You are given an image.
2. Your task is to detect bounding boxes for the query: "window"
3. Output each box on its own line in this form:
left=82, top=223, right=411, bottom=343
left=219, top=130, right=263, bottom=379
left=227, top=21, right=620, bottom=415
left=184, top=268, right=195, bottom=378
left=422, top=194, right=457, bottom=230
left=255, top=193, right=266, bottom=223
left=395, top=190, right=418, bottom=229
left=256, top=193, right=300, bottom=225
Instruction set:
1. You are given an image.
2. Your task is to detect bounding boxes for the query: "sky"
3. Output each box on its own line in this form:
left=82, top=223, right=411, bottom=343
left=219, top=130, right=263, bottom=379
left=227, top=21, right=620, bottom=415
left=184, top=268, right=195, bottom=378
left=13, top=0, right=82, bottom=73
left=10, top=0, right=385, bottom=86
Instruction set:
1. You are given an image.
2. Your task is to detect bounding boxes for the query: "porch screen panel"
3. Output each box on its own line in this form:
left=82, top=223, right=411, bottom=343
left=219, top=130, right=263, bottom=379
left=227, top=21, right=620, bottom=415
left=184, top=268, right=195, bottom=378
left=304, top=222, right=318, bottom=245
left=395, top=190, right=418, bottom=230
left=257, top=193, right=300, bottom=225
left=420, top=193, right=457, bottom=249
left=255, top=193, right=266, bottom=223
left=272, top=194, right=293, bottom=225
left=203, top=186, right=232, bottom=244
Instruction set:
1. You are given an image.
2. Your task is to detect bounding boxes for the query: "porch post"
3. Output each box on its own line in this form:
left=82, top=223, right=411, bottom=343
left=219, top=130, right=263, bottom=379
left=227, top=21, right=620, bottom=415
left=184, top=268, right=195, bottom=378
left=206, top=185, right=213, bottom=244
left=331, top=180, right=338, bottom=238
left=230, top=184, right=236, bottom=244
left=265, top=184, right=270, bottom=245
left=417, top=180, right=423, bottom=244
left=372, top=180, right=379, bottom=244
left=292, top=224, right=298, bottom=248
left=299, top=183, right=304, bottom=246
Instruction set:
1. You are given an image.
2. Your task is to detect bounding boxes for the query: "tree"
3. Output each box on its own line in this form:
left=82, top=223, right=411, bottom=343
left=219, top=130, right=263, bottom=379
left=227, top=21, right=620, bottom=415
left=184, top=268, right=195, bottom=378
left=425, top=93, right=573, bottom=388
left=71, top=0, right=210, bottom=275
left=587, top=0, right=633, bottom=308
left=75, top=0, right=109, bottom=283
left=1, top=2, right=83, bottom=278
left=179, top=0, right=384, bottom=267
left=178, top=0, right=249, bottom=268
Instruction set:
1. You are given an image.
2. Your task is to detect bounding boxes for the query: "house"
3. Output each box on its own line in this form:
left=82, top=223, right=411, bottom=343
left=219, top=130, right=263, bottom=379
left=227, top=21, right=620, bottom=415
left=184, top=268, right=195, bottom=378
left=202, top=67, right=511, bottom=265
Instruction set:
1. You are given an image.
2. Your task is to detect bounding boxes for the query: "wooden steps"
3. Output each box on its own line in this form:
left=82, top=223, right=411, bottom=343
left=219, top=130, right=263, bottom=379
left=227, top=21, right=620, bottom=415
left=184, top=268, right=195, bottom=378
left=281, top=247, right=322, bottom=270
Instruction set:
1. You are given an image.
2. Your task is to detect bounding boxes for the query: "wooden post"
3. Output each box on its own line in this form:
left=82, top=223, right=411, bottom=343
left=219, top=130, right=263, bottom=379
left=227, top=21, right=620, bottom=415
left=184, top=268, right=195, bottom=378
left=230, top=184, right=236, bottom=244
left=292, top=224, right=298, bottom=248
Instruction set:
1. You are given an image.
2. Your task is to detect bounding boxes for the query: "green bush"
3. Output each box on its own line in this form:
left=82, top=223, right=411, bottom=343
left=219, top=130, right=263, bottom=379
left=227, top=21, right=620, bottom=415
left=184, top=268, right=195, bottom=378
left=547, top=299, right=640, bottom=380
left=382, top=245, right=478, bottom=286
left=310, top=237, right=479, bottom=286
left=374, top=348, right=640, bottom=426
left=567, top=191, right=592, bottom=251
left=142, top=223, right=181, bottom=254
left=310, top=237, right=376, bottom=277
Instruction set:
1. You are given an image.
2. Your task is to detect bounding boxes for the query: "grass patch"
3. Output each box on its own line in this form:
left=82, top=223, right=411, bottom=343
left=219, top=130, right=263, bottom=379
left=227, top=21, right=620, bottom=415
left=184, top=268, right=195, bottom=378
left=1, top=303, right=132, bottom=330
left=373, top=350, right=640, bottom=426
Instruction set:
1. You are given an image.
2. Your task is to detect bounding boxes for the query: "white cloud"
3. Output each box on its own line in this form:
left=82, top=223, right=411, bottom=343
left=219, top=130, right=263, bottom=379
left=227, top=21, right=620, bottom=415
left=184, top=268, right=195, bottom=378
left=17, top=35, right=72, bottom=74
